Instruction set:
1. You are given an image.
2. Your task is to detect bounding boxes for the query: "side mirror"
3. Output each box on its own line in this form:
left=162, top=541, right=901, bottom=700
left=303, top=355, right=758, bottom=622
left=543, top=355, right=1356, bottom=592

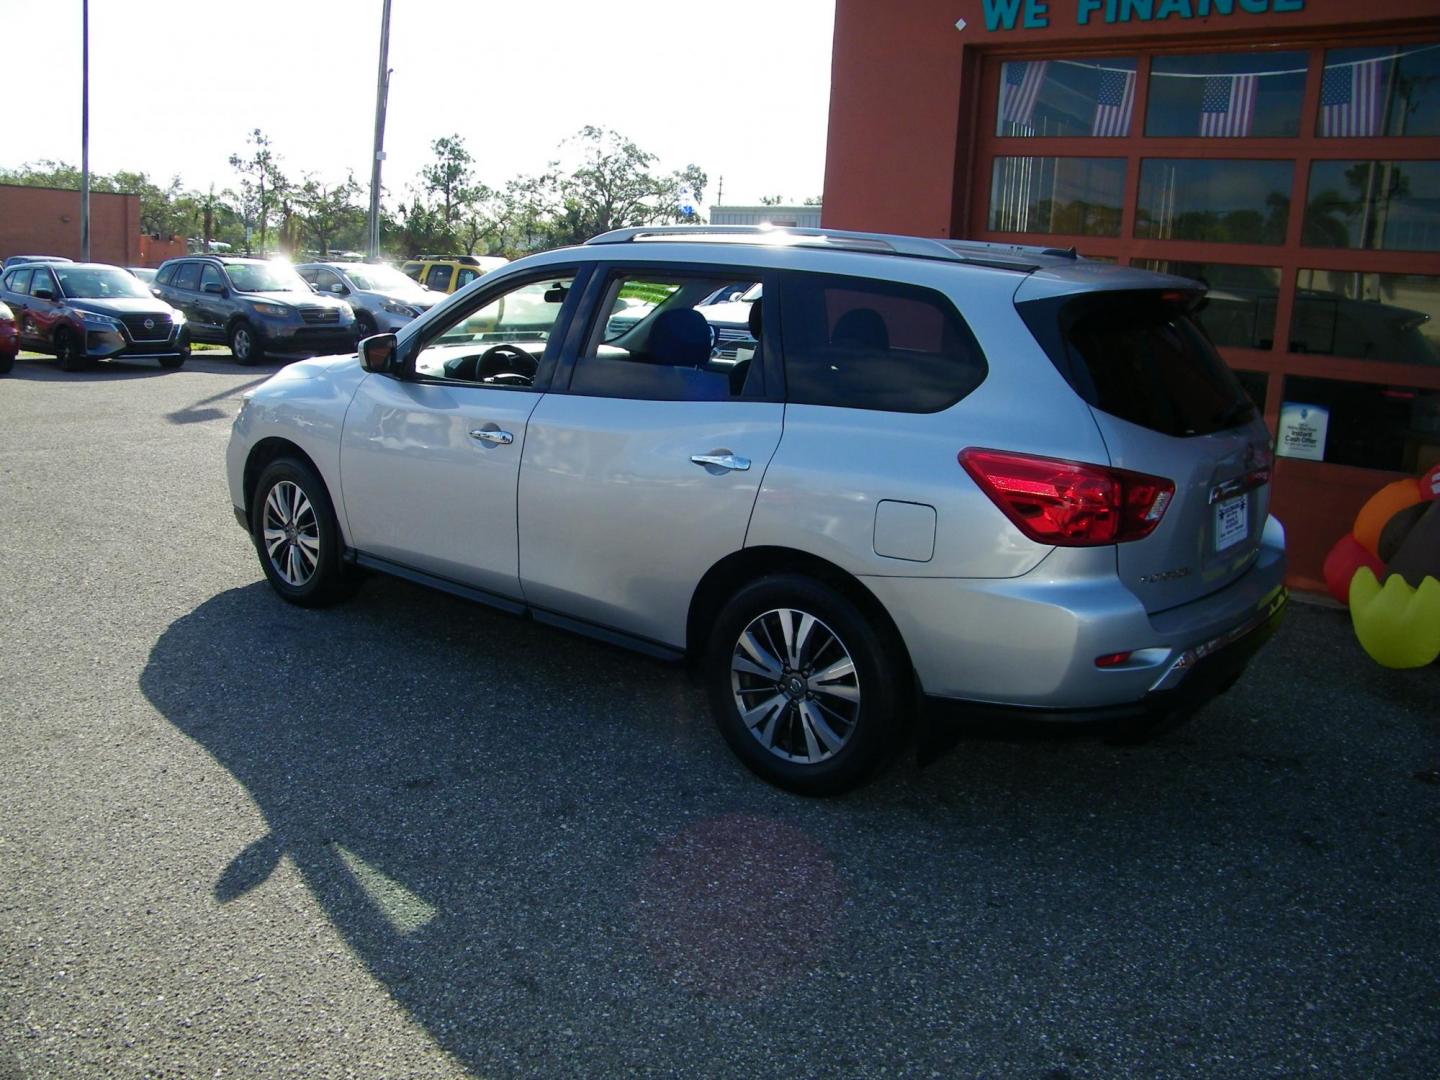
left=360, top=332, right=397, bottom=373
left=32, top=288, right=55, bottom=301
left=331, top=284, right=349, bottom=295
left=203, top=281, right=228, bottom=296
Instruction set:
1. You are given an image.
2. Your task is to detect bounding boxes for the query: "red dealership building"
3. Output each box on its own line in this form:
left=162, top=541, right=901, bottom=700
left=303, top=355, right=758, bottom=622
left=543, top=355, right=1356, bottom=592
left=823, top=0, right=1440, bottom=590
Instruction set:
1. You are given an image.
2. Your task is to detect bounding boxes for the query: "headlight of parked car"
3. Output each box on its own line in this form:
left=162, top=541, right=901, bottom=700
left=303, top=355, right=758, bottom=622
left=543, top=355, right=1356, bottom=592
left=169, top=308, right=186, bottom=325
left=0, top=301, right=13, bottom=320
left=383, top=302, right=420, bottom=317
left=80, top=312, right=124, bottom=332
left=338, top=302, right=355, bottom=321
left=252, top=303, right=291, bottom=319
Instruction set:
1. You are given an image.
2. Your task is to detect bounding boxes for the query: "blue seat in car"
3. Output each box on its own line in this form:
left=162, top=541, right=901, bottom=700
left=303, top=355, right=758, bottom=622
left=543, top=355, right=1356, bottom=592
left=647, top=307, right=712, bottom=367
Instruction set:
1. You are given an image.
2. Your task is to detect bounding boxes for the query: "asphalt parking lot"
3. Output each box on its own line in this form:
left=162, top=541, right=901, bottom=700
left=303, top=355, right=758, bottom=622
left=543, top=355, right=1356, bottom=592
left=1, top=351, right=1437, bottom=1079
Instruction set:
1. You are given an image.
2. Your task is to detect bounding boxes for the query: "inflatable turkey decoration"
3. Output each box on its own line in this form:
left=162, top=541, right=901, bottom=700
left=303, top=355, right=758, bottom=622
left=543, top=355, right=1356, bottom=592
left=1322, top=462, right=1440, bottom=668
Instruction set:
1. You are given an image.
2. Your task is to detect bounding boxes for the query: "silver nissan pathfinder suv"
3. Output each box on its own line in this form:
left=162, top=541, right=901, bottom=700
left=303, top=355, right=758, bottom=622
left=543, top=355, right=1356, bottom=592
left=226, top=225, right=1287, bottom=794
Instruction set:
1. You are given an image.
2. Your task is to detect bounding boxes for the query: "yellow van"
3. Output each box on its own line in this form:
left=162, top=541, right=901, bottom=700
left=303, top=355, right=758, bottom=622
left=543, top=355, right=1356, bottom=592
left=399, top=255, right=509, bottom=294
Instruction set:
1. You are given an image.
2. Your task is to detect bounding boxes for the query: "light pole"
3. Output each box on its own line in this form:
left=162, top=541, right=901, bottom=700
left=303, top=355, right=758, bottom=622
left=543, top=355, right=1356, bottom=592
left=80, top=0, right=90, bottom=260
left=367, top=0, right=393, bottom=261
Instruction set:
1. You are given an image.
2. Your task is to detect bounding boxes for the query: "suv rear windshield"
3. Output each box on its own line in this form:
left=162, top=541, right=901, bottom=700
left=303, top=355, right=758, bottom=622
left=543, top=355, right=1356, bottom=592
left=1023, top=290, right=1255, bottom=438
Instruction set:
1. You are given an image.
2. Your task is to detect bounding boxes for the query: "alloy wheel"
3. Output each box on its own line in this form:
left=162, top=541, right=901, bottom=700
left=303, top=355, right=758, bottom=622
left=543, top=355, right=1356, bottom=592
left=729, top=607, right=862, bottom=764
left=262, top=480, right=320, bottom=587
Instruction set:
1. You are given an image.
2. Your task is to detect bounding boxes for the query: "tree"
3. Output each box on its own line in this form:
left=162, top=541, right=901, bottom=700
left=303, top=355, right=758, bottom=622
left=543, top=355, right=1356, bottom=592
left=545, top=126, right=707, bottom=247
left=421, top=134, right=478, bottom=245
left=759, top=194, right=785, bottom=206
left=228, top=129, right=287, bottom=255
left=295, top=175, right=364, bottom=257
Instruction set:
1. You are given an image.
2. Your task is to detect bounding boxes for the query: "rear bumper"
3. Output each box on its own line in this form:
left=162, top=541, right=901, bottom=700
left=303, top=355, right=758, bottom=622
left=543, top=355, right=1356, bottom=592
left=863, top=514, right=1288, bottom=713
left=926, top=585, right=1285, bottom=723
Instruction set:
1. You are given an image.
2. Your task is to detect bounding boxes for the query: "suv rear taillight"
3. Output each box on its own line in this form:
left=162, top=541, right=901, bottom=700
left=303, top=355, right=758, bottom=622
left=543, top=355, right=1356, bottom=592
left=959, top=448, right=1174, bottom=547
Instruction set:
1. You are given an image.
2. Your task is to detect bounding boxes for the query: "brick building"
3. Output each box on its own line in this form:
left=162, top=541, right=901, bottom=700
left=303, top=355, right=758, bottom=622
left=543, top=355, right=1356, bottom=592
left=823, top=0, right=1440, bottom=591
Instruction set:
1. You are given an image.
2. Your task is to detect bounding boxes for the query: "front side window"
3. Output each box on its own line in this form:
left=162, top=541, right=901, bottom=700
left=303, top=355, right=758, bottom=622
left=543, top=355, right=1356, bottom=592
left=308, top=268, right=343, bottom=292
left=200, top=264, right=225, bottom=291
left=412, top=274, right=575, bottom=387
left=569, top=270, right=764, bottom=401
left=29, top=269, right=57, bottom=298
left=777, top=272, right=987, bottom=413
left=173, top=263, right=202, bottom=291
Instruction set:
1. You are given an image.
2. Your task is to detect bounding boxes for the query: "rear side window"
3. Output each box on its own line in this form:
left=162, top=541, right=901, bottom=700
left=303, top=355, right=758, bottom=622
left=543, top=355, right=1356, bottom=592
left=174, top=263, right=202, bottom=291
left=777, top=272, right=987, bottom=413
left=1032, top=291, right=1255, bottom=437
left=425, top=265, right=452, bottom=292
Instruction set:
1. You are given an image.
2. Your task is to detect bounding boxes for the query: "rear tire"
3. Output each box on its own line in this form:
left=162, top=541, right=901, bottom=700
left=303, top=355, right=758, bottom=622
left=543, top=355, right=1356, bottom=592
left=706, top=573, right=905, bottom=795
left=54, top=327, right=85, bottom=372
left=229, top=320, right=262, bottom=365
left=0, top=351, right=13, bottom=375
left=250, top=457, right=355, bottom=607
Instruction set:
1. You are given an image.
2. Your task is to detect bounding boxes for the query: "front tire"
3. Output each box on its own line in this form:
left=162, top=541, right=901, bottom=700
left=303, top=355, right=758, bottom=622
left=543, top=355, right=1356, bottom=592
left=706, top=574, right=905, bottom=795
left=0, top=351, right=13, bottom=375
left=250, top=457, right=354, bottom=607
left=54, top=327, right=86, bottom=372
left=355, top=312, right=378, bottom=338
left=229, top=320, right=262, bottom=365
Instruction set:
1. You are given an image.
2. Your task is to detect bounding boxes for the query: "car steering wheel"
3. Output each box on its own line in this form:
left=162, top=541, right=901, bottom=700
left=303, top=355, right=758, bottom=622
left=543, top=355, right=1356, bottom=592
left=475, top=343, right=537, bottom=384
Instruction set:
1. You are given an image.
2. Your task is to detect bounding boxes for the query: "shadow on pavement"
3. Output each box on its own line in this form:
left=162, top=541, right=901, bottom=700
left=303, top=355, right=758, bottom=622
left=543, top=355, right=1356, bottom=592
left=139, top=580, right=1440, bottom=1076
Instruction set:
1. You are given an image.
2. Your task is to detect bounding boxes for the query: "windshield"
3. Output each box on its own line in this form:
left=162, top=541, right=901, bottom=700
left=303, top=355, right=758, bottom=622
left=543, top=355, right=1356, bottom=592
left=344, top=265, right=426, bottom=294
left=224, top=263, right=311, bottom=293
left=54, top=266, right=153, bottom=300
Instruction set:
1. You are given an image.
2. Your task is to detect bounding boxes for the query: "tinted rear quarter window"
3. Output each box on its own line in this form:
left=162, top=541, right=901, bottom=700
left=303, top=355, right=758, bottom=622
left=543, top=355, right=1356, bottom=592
left=1026, top=290, right=1254, bottom=437
left=777, top=272, right=987, bottom=412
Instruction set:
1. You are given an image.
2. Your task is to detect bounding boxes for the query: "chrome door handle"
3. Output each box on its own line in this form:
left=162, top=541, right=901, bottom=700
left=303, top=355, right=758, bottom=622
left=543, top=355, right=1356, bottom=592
left=469, top=428, right=514, bottom=445
left=690, top=453, right=751, bottom=472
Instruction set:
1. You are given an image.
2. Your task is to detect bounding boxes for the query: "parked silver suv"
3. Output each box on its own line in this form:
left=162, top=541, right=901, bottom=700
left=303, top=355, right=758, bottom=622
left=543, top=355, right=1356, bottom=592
left=226, top=226, right=1286, bottom=794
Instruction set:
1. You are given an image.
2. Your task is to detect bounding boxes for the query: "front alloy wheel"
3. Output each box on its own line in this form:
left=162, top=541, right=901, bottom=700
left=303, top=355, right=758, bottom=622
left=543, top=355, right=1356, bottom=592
left=262, top=480, right=320, bottom=588
left=250, top=457, right=355, bottom=607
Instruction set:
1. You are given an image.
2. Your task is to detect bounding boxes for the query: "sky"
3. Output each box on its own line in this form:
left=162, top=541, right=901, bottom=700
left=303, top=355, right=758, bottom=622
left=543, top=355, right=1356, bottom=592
left=4, top=0, right=836, bottom=210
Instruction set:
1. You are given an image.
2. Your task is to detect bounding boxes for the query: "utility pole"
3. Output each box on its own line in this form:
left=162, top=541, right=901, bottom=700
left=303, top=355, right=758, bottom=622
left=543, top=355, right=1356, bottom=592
left=80, top=0, right=90, bottom=260
left=367, top=0, right=393, bottom=261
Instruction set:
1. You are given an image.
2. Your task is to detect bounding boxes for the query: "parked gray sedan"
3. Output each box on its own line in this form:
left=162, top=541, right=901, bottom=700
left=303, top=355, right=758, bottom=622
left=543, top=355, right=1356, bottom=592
left=296, top=262, right=443, bottom=337
left=227, top=225, right=1286, bottom=794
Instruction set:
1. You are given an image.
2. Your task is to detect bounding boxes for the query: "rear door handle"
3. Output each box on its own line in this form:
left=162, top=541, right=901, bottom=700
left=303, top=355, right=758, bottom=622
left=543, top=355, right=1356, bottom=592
left=690, top=453, right=751, bottom=472
left=469, top=428, right=514, bottom=445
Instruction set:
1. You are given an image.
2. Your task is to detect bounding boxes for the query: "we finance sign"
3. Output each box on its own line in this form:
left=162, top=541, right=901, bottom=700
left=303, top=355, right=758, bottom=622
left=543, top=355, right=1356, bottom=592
left=980, top=0, right=1306, bottom=31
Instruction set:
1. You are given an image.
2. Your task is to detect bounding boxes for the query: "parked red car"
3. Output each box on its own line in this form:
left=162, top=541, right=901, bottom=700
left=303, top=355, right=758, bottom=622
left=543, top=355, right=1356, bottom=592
left=0, top=300, right=18, bottom=375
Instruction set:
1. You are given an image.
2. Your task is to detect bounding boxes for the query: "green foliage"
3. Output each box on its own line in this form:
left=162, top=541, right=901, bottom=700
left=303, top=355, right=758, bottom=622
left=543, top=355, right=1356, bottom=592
left=0, top=125, right=716, bottom=262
